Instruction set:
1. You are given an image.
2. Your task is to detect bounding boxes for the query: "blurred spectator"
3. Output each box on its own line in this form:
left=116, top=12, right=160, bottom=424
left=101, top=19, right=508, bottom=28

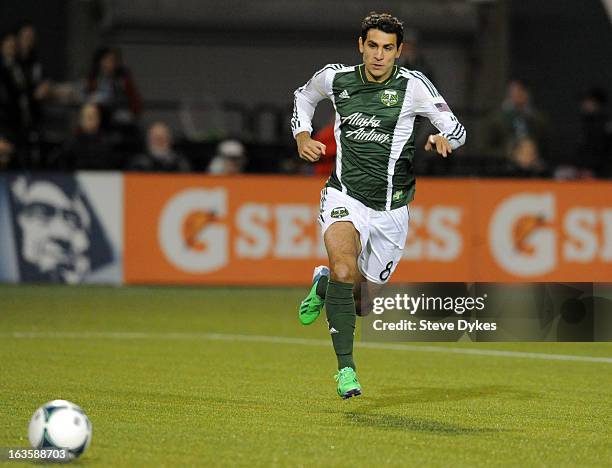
left=86, top=47, right=143, bottom=130
left=17, top=23, right=50, bottom=126
left=575, top=88, right=611, bottom=177
left=486, top=79, right=550, bottom=163
left=54, top=103, right=118, bottom=170
left=0, top=32, right=29, bottom=158
left=508, top=137, right=547, bottom=177
left=0, top=33, right=18, bottom=169
left=553, top=165, right=594, bottom=181
left=208, top=139, right=247, bottom=175
left=127, top=122, right=191, bottom=172
left=399, top=30, right=436, bottom=83
left=0, top=134, right=15, bottom=169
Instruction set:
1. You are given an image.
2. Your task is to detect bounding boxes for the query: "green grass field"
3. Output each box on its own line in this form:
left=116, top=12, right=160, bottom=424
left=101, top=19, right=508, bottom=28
left=1, top=285, right=611, bottom=467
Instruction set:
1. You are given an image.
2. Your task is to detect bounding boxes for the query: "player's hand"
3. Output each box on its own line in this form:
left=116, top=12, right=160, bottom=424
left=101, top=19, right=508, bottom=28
left=425, top=134, right=452, bottom=158
left=296, top=132, right=326, bottom=162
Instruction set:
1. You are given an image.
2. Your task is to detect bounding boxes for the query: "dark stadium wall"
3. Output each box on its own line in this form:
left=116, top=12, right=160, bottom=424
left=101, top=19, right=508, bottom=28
left=115, top=39, right=468, bottom=123
left=510, top=0, right=612, bottom=163
left=72, top=1, right=476, bottom=134
left=64, top=0, right=107, bottom=81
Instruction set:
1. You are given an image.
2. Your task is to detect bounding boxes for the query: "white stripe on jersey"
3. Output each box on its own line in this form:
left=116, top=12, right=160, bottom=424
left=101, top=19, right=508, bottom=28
left=328, top=65, right=355, bottom=193
left=385, top=80, right=414, bottom=210
left=332, top=106, right=346, bottom=193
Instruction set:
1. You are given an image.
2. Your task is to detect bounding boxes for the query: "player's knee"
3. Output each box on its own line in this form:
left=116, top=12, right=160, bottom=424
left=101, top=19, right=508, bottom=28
left=330, top=260, right=357, bottom=284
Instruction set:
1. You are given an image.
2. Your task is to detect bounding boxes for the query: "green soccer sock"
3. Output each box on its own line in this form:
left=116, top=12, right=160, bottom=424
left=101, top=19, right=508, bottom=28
left=325, top=280, right=356, bottom=370
left=315, top=275, right=329, bottom=298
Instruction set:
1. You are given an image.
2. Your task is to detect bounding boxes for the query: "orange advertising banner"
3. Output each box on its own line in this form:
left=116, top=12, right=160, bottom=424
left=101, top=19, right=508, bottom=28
left=124, top=175, right=612, bottom=285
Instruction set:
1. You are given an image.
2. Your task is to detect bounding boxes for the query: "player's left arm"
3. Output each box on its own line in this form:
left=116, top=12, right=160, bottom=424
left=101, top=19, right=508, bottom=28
left=410, top=73, right=466, bottom=157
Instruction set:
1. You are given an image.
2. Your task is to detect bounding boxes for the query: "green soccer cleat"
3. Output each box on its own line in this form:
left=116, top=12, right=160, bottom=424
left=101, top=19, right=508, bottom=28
left=298, top=265, right=329, bottom=325
left=335, top=367, right=362, bottom=399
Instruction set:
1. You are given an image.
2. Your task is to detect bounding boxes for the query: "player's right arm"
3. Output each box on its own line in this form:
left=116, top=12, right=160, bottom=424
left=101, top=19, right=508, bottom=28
left=291, top=65, right=336, bottom=162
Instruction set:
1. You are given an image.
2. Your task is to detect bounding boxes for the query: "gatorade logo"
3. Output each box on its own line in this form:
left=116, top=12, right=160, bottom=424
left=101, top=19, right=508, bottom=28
left=489, top=193, right=556, bottom=276
left=159, top=189, right=228, bottom=273
left=182, top=211, right=219, bottom=252
left=512, top=214, right=551, bottom=255
left=155, top=187, right=326, bottom=275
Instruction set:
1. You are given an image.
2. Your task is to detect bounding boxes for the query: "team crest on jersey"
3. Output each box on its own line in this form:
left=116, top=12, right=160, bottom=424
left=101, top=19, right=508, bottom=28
left=380, top=89, right=398, bottom=107
left=331, top=207, right=349, bottom=219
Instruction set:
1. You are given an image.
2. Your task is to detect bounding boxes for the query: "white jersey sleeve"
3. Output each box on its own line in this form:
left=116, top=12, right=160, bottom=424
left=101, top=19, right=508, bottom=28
left=291, top=64, right=336, bottom=138
left=409, top=71, right=466, bottom=150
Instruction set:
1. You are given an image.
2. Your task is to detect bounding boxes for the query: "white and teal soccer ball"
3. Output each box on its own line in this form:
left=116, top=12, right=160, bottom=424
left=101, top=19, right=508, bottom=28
left=28, top=400, right=92, bottom=459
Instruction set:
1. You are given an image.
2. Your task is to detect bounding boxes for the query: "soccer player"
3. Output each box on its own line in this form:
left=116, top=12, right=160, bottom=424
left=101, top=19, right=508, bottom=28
left=291, top=12, right=466, bottom=399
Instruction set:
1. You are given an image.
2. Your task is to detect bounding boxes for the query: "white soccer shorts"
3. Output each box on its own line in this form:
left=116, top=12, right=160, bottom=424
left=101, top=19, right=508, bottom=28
left=318, top=186, right=409, bottom=284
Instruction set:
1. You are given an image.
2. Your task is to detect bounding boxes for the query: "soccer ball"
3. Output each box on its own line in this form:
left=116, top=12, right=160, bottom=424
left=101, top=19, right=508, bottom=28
left=28, top=400, right=92, bottom=459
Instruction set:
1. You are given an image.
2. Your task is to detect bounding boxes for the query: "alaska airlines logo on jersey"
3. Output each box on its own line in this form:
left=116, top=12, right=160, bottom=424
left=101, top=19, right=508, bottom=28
left=342, top=112, right=381, bottom=127
left=342, top=112, right=390, bottom=144
left=381, top=89, right=398, bottom=107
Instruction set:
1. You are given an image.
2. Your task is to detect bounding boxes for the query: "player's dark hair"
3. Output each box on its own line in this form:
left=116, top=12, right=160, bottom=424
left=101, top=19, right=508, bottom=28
left=361, top=12, right=404, bottom=46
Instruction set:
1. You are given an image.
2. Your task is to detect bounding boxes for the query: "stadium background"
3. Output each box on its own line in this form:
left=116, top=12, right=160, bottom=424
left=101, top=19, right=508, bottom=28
left=0, top=0, right=611, bottom=285
left=1, top=1, right=612, bottom=466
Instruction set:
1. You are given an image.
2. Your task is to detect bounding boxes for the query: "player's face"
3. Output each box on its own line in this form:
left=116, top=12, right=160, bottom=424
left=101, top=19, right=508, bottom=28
left=359, top=29, right=402, bottom=82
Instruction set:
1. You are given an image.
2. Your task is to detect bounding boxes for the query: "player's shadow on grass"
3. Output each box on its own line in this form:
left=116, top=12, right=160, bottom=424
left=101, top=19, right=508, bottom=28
left=344, top=412, right=500, bottom=434
left=341, top=385, right=537, bottom=434
left=368, top=385, right=539, bottom=408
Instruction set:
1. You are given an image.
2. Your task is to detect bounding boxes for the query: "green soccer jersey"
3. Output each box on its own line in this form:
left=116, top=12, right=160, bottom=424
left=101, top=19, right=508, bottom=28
left=292, top=63, right=466, bottom=210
